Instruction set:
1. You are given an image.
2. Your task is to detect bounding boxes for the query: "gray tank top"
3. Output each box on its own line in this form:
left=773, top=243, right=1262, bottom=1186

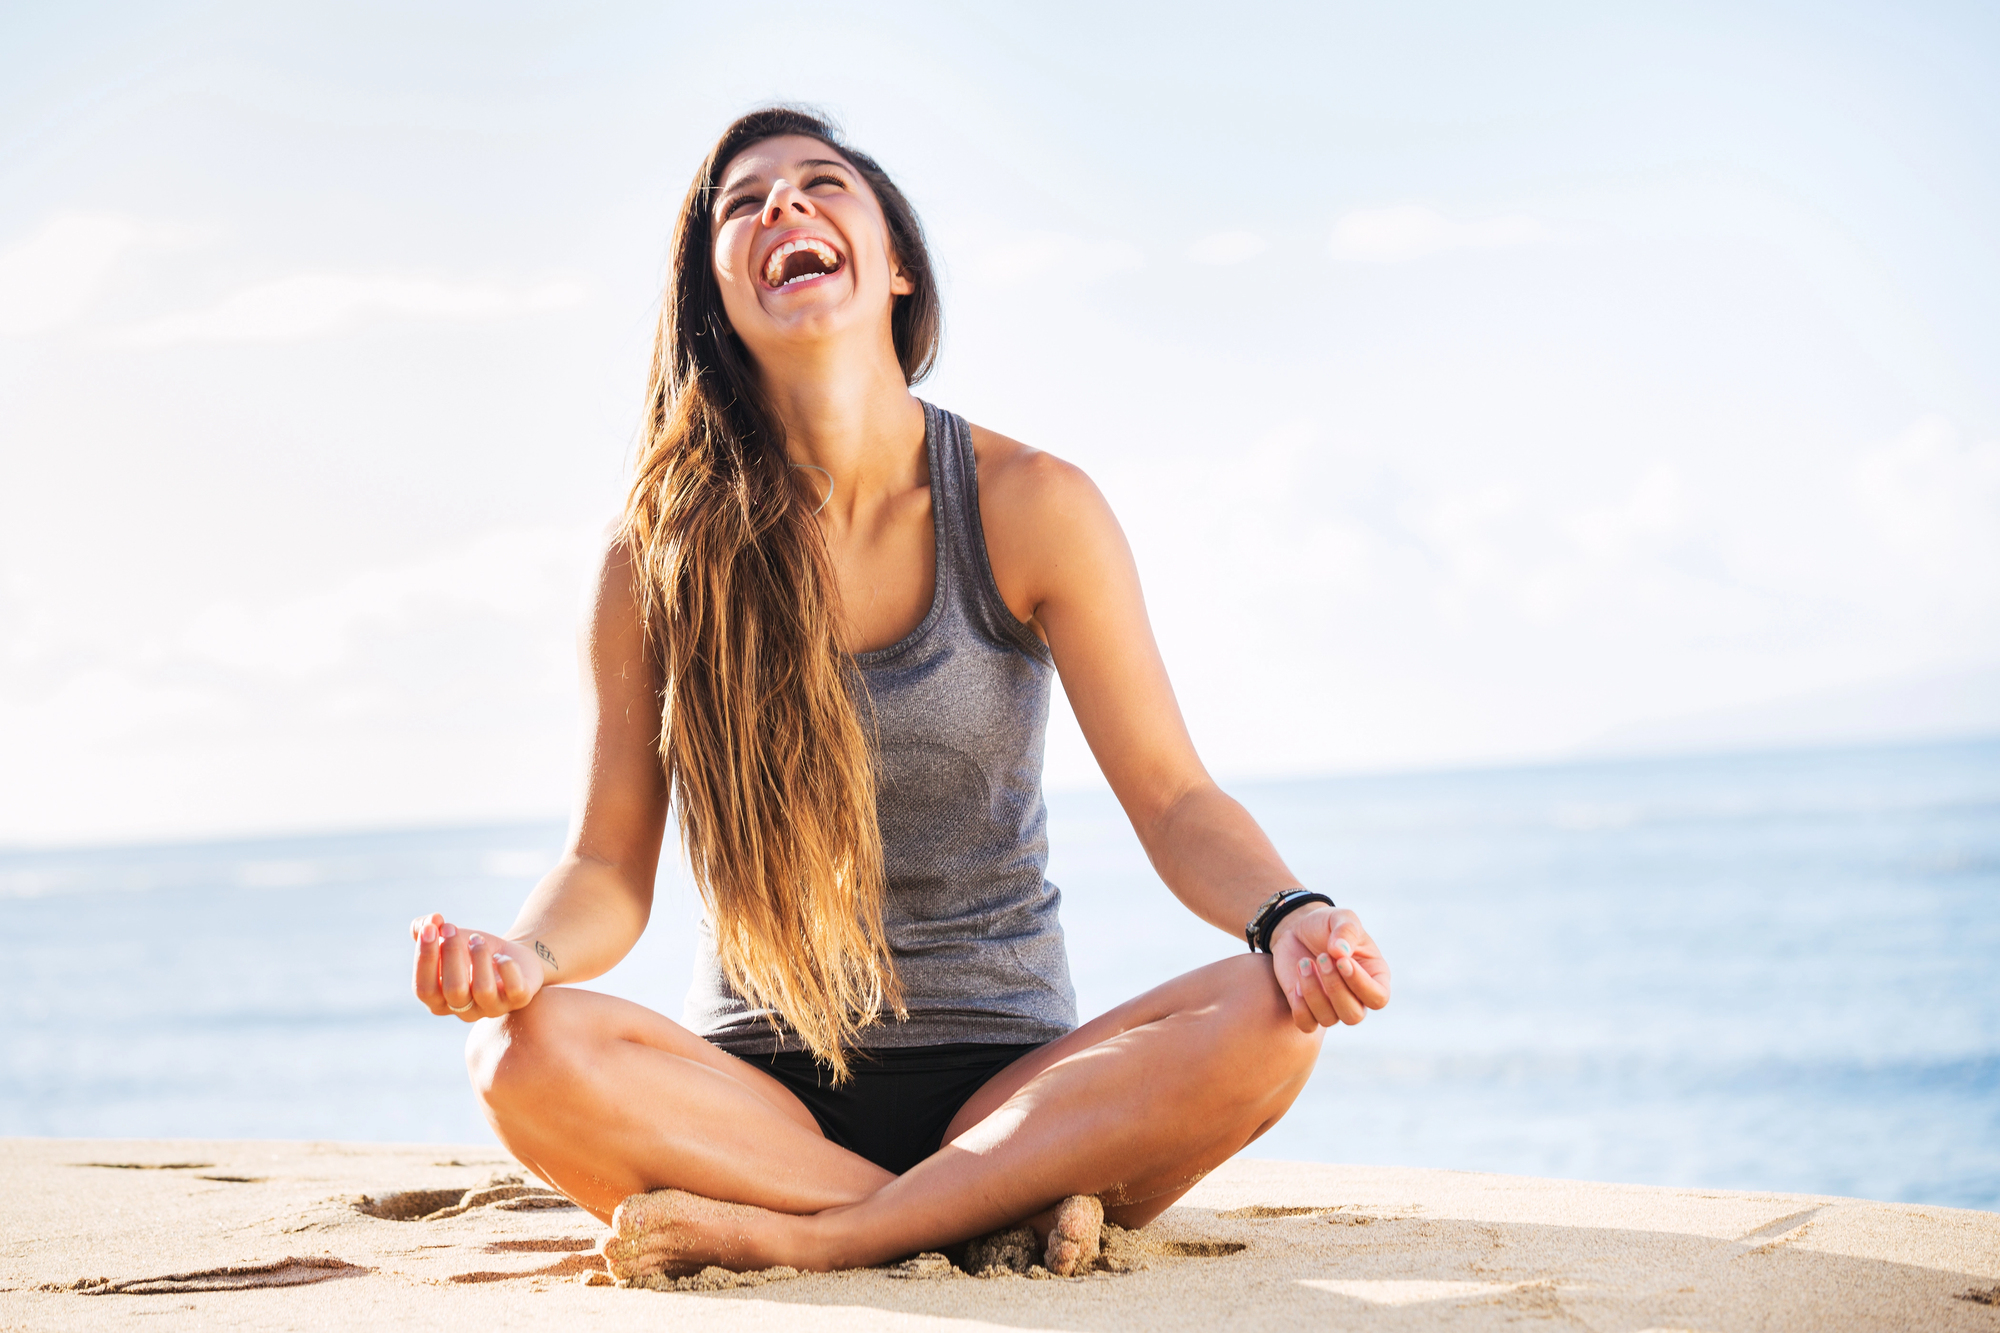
left=684, top=401, right=1079, bottom=1055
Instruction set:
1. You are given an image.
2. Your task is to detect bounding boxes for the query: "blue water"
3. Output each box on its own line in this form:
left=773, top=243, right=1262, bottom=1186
left=3, top=739, right=1995, bottom=1210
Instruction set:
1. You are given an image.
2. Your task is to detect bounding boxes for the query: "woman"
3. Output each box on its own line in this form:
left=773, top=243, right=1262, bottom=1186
left=408, top=106, right=1390, bottom=1280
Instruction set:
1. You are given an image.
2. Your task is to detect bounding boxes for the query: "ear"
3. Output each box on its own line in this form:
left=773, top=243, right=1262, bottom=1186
left=888, top=254, right=916, bottom=297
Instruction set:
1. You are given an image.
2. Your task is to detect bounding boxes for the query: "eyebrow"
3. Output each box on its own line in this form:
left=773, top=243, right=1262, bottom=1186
left=713, top=158, right=854, bottom=202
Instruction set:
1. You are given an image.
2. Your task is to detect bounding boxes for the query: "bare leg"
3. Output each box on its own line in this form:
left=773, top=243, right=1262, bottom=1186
left=464, top=987, right=893, bottom=1222
left=603, top=953, right=1322, bottom=1274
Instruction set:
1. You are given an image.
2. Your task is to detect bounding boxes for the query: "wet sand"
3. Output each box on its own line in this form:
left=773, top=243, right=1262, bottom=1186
left=2, top=1137, right=1996, bottom=1330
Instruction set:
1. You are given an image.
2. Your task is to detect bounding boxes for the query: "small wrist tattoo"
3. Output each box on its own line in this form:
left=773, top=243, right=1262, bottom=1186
left=534, top=940, right=558, bottom=971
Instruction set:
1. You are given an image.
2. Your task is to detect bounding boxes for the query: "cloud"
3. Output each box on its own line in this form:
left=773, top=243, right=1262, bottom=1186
left=0, top=526, right=602, bottom=842
left=1565, top=465, right=1681, bottom=559
left=174, top=526, right=600, bottom=675
left=964, top=232, right=1144, bottom=289
left=0, top=212, right=160, bottom=336
left=1399, top=464, right=1689, bottom=625
left=118, top=272, right=588, bottom=345
left=0, top=666, right=240, bottom=750
left=1184, top=231, right=1268, bottom=265
left=1329, top=206, right=1551, bottom=263
left=1851, top=415, right=2000, bottom=580
left=1407, top=483, right=1523, bottom=592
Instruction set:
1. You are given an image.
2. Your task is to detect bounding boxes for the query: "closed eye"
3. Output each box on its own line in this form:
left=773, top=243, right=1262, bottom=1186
left=716, top=172, right=847, bottom=221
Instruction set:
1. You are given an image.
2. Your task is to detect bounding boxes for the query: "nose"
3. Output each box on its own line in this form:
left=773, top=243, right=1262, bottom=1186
left=760, top=178, right=816, bottom=228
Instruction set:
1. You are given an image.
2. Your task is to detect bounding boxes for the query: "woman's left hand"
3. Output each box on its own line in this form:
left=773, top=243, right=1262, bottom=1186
left=1271, top=906, right=1391, bottom=1032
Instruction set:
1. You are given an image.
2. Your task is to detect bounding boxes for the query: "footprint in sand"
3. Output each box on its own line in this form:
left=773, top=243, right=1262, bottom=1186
left=449, top=1236, right=609, bottom=1284
left=485, top=1238, right=596, bottom=1253
left=353, top=1174, right=578, bottom=1222
left=47, top=1257, right=367, bottom=1295
left=1219, top=1204, right=1331, bottom=1219
left=1220, top=1203, right=1406, bottom=1225
left=451, top=1253, right=608, bottom=1284
left=74, top=1161, right=265, bottom=1185
left=1154, top=1240, right=1248, bottom=1256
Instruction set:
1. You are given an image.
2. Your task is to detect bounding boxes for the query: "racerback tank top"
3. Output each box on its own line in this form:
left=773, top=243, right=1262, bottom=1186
left=684, top=401, right=1080, bottom=1054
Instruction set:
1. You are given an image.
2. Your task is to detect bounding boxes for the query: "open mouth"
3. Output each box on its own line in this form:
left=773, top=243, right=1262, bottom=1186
left=763, top=237, right=844, bottom=288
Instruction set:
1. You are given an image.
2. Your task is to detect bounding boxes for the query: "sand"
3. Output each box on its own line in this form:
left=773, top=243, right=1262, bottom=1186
left=2, top=1138, right=1996, bottom=1331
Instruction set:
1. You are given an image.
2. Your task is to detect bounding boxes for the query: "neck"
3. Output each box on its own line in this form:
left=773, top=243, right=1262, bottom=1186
left=760, top=338, right=925, bottom=512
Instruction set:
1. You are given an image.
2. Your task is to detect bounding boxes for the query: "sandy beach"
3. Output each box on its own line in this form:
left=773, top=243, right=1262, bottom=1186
left=2, top=1139, right=1995, bottom=1330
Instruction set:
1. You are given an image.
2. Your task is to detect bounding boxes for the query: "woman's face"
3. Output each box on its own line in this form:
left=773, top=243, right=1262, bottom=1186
left=709, top=134, right=914, bottom=367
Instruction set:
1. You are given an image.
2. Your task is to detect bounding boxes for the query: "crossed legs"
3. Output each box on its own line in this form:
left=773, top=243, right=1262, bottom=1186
left=465, top=952, right=1322, bottom=1273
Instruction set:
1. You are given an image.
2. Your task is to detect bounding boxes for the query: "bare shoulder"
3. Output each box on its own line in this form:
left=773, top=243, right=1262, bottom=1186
left=967, top=423, right=1128, bottom=624
left=968, top=423, right=1114, bottom=531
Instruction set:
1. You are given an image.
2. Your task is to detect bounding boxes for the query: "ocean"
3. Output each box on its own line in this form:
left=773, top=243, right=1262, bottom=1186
left=3, top=738, right=1995, bottom=1211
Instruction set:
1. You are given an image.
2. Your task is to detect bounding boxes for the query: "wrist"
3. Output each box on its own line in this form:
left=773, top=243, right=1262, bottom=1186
left=504, top=936, right=552, bottom=985
left=1245, top=889, right=1335, bottom=953
left=1268, top=906, right=1323, bottom=947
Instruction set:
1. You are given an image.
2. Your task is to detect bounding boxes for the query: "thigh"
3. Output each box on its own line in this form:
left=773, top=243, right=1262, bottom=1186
left=941, top=953, right=1291, bottom=1142
left=473, top=985, right=901, bottom=1218
left=911, top=954, right=1313, bottom=1231
left=522, top=985, right=824, bottom=1136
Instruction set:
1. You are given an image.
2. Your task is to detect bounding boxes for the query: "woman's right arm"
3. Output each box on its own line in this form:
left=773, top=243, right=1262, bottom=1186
left=410, top=542, right=670, bottom=1022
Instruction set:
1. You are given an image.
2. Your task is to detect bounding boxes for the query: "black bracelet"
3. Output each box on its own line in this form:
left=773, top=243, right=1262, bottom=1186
left=1245, top=889, right=1336, bottom=953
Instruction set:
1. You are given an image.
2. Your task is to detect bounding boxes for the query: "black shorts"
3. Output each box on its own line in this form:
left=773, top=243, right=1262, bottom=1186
left=753, top=1042, right=1043, bottom=1175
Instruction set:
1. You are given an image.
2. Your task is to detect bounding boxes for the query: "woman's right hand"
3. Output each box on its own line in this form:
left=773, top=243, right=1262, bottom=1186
left=410, top=912, right=545, bottom=1022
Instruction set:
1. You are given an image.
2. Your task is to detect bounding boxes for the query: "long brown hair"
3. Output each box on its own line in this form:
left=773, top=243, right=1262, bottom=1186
left=619, top=107, right=942, bottom=1080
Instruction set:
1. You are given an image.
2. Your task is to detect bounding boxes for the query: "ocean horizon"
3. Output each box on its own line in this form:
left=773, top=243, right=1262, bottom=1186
left=4, top=735, right=1995, bottom=1211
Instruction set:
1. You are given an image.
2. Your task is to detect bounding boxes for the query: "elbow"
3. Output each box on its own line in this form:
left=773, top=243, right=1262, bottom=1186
left=1131, top=774, right=1223, bottom=855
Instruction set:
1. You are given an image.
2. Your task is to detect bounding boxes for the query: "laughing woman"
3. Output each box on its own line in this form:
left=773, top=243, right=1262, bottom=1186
left=408, top=106, right=1390, bottom=1279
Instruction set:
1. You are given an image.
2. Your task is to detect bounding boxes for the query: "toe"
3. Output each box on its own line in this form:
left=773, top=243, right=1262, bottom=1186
left=1042, top=1195, right=1104, bottom=1275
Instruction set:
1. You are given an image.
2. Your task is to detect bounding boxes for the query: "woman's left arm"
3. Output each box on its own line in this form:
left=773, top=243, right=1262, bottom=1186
left=975, top=429, right=1391, bottom=1032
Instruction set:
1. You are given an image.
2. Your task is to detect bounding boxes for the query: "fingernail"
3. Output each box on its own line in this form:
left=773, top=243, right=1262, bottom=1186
left=1316, top=953, right=1333, bottom=974
left=1298, top=958, right=1313, bottom=977
left=421, top=925, right=434, bottom=944
left=1335, top=939, right=1353, bottom=956
left=440, top=924, right=456, bottom=939
left=493, top=953, right=510, bottom=966
left=1337, top=957, right=1354, bottom=976
left=468, top=934, right=483, bottom=949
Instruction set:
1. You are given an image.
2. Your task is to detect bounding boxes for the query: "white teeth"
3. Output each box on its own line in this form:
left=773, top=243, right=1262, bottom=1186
left=763, top=237, right=843, bottom=286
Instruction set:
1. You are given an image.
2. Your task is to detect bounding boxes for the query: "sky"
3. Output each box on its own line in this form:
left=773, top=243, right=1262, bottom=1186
left=2, top=1, right=1997, bottom=845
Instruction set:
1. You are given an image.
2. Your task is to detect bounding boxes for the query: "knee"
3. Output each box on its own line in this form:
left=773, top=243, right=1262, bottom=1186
left=464, top=989, right=580, bottom=1111
left=1213, top=953, right=1323, bottom=1085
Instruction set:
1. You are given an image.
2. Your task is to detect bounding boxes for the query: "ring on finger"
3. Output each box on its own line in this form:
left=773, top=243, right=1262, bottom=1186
left=447, top=999, right=476, bottom=1013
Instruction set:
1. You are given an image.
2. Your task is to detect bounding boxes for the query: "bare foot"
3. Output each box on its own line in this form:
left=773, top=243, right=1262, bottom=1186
left=601, top=1188, right=774, bottom=1280
left=1042, top=1194, right=1103, bottom=1276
